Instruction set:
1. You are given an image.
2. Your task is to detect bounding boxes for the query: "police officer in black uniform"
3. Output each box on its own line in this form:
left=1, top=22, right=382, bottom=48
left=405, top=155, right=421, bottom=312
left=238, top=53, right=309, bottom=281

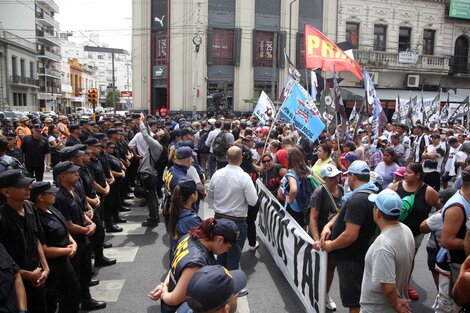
left=103, top=142, right=126, bottom=228
left=0, top=242, right=27, bottom=313
left=65, top=124, right=82, bottom=147
left=0, top=170, right=50, bottom=313
left=148, top=218, right=239, bottom=313
left=78, top=121, right=96, bottom=143
left=30, top=181, right=81, bottom=313
left=53, top=161, right=106, bottom=311
left=60, top=145, right=116, bottom=266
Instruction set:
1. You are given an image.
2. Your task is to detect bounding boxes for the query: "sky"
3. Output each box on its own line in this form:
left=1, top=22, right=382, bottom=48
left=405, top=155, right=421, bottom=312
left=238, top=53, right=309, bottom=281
left=55, top=0, right=132, bottom=52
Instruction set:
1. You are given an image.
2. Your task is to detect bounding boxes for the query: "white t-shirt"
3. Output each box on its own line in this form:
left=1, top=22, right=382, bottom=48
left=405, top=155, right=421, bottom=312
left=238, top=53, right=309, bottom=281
left=445, top=144, right=461, bottom=174
left=423, top=143, right=445, bottom=173
left=451, top=151, right=468, bottom=177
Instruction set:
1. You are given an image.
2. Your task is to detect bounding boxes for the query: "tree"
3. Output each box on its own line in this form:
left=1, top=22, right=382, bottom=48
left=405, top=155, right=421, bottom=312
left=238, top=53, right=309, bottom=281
left=105, top=89, right=120, bottom=108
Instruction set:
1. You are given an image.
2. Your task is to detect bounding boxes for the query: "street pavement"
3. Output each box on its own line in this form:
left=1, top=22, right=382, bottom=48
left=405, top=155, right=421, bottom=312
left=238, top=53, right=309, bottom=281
left=44, top=171, right=437, bottom=313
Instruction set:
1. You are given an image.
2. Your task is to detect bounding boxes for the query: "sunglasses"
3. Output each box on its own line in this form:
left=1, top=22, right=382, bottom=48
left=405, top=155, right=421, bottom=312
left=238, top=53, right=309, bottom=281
left=262, top=159, right=271, bottom=164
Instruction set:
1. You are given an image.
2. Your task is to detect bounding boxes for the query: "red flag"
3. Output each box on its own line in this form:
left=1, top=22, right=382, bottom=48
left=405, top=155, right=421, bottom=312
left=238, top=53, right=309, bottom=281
left=304, top=24, right=363, bottom=80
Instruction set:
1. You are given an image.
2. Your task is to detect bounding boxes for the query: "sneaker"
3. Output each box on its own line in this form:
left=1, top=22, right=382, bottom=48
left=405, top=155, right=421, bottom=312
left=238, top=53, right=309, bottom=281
left=141, top=220, right=159, bottom=227
left=325, top=295, right=337, bottom=311
left=237, top=287, right=249, bottom=297
left=249, top=241, right=260, bottom=251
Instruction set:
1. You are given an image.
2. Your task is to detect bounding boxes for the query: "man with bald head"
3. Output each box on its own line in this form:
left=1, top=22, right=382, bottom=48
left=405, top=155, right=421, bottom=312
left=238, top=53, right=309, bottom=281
left=208, top=146, right=258, bottom=286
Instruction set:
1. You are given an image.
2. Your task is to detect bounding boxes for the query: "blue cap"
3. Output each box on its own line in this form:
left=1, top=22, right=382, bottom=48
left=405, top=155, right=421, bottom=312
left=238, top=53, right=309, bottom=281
left=176, top=146, right=193, bottom=159
left=320, top=165, right=341, bottom=178
left=185, top=265, right=247, bottom=313
left=368, top=189, right=402, bottom=216
left=344, top=152, right=359, bottom=163
left=345, top=160, right=370, bottom=175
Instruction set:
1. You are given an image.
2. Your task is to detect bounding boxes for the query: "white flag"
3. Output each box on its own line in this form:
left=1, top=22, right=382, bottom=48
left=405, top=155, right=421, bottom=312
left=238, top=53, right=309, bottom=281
left=253, top=91, right=275, bottom=125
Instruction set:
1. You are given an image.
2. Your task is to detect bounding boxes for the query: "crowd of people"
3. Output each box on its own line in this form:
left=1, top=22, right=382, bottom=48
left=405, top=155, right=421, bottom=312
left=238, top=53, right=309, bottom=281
left=0, top=111, right=469, bottom=313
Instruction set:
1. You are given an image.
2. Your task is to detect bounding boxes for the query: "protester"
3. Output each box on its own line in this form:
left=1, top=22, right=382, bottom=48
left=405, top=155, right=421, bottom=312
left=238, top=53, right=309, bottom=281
left=311, top=143, right=334, bottom=177
left=360, top=189, right=414, bottom=313
left=208, top=146, right=258, bottom=276
left=374, top=147, right=399, bottom=188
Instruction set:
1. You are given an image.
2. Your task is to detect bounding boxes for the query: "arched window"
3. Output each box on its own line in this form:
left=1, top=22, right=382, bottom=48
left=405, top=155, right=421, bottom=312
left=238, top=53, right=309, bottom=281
left=454, top=36, right=469, bottom=73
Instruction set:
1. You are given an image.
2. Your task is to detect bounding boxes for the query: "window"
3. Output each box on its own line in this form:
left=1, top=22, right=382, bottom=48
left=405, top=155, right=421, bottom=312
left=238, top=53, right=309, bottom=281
left=13, top=93, right=27, bottom=106
left=30, top=62, right=34, bottom=78
left=154, top=31, right=167, bottom=65
left=212, top=28, right=234, bottom=65
left=20, top=59, right=25, bottom=77
left=254, top=31, right=275, bottom=67
left=374, top=25, right=387, bottom=51
left=11, top=56, right=17, bottom=76
left=423, top=29, right=435, bottom=55
left=346, top=22, right=360, bottom=49
left=398, top=27, right=412, bottom=52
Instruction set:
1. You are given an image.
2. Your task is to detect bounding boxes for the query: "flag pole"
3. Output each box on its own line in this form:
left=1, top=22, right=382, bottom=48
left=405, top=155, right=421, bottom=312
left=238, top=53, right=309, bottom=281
left=260, top=101, right=282, bottom=158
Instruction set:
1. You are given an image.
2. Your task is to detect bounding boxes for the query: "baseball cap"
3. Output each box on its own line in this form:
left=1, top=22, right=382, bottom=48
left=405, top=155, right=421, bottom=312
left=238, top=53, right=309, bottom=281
left=344, top=160, right=370, bottom=175
left=393, top=166, right=406, bottom=177
left=320, top=165, right=341, bottom=178
left=176, top=146, right=193, bottom=159
left=369, top=171, right=384, bottom=186
left=185, top=265, right=248, bottom=313
left=368, top=189, right=402, bottom=216
left=213, top=219, right=239, bottom=244
left=59, top=145, right=85, bottom=160
left=344, top=152, right=359, bottom=163
left=84, top=138, right=102, bottom=147
left=0, top=170, right=34, bottom=188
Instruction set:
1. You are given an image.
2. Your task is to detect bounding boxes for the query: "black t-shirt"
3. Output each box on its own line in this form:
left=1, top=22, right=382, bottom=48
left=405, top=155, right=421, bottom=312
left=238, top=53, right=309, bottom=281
left=79, top=166, right=97, bottom=198
left=309, top=184, right=344, bottom=233
left=55, top=186, right=87, bottom=243
left=36, top=206, right=69, bottom=253
left=262, top=164, right=285, bottom=194
left=21, top=135, right=50, bottom=167
left=330, top=191, right=376, bottom=261
left=0, top=201, right=44, bottom=271
left=0, top=243, right=19, bottom=313
left=87, top=157, right=107, bottom=187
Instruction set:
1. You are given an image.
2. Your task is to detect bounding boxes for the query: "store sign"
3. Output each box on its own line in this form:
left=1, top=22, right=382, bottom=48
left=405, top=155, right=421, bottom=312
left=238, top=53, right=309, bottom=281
left=398, top=51, right=419, bottom=64
left=449, top=0, right=470, bottom=20
left=120, top=91, right=132, bottom=97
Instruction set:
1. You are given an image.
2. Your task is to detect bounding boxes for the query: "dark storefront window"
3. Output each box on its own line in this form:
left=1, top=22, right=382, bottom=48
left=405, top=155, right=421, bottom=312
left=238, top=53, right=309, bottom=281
left=212, top=28, right=234, bottom=65
left=254, top=31, right=274, bottom=67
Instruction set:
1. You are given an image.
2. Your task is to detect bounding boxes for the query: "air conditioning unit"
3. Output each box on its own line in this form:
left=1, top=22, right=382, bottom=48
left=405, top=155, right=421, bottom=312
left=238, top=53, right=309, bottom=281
left=407, top=74, right=420, bottom=88
left=370, top=72, right=379, bottom=85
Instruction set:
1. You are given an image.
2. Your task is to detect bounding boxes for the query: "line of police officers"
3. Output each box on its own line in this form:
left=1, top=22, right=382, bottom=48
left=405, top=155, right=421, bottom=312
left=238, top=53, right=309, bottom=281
left=0, top=114, right=145, bottom=312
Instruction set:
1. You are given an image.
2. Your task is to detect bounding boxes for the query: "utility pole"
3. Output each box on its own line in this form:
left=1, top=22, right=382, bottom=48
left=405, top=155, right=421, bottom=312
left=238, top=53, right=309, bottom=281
left=192, top=0, right=203, bottom=115
left=126, top=62, right=130, bottom=112
left=111, top=51, right=116, bottom=114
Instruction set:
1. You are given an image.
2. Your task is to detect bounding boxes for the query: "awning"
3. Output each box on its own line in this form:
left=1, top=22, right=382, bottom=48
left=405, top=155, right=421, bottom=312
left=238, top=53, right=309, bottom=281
left=341, top=87, right=467, bottom=102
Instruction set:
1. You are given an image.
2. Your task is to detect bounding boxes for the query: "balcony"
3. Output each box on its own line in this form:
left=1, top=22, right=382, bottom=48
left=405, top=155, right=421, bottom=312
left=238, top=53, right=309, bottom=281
left=38, top=49, right=61, bottom=62
left=36, top=12, right=59, bottom=29
left=36, top=30, right=60, bottom=46
left=39, top=86, right=61, bottom=95
left=10, top=76, right=39, bottom=87
left=37, top=0, right=59, bottom=13
left=354, top=50, right=450, bottom=75
left=38, top=68, right=61, bottom=78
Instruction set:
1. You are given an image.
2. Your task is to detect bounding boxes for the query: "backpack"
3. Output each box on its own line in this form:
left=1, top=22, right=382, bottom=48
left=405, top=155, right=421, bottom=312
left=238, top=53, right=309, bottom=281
left=297, top=175, right=321, bottom=217
left=197, top=130, right=210, bottom=154
left=212, top=131, right=229, bottom=158
left=399, top=183, right=425, bottom=222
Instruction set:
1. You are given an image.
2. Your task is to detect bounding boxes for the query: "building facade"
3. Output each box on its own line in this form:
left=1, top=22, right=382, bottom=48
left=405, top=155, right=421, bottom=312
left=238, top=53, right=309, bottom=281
left=36, top=0, right=61, bottom=111
left=330, top=0, right=470, bottom=115
left=132, top=0, right=326, bottom=113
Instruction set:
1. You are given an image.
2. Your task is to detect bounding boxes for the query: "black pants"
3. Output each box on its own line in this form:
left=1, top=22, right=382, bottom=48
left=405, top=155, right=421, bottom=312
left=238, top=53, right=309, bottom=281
left=70, top=239, right=93, bottom=302
left=104, top=178, right=121, bottom=226
left=24, top=280, right=47, bottom=313
left=45, top=258, right=80, bottom=313
left=26, top=165, right=44, bottom=181
left=89, top=210, right=105, bottom=259
left=247, top=202, right=260, bottom=247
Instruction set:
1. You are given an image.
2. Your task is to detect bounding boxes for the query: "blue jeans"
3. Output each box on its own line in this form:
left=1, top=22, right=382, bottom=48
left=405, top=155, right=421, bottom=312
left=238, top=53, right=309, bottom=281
left=217, top=220, right=247, bottom=270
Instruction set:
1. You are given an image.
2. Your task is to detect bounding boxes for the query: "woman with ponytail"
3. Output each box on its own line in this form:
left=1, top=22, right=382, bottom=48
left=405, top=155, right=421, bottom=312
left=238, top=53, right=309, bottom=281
left=148, top=217, right=239, bottom=313
left=168, top=177, right=202, bottom=261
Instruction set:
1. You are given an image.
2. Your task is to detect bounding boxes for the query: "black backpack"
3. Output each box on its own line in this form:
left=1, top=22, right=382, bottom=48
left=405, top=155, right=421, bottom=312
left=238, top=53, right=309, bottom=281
left=212, top=131, right=229, bottom=157
left=197, top=130, right=210, bottom=154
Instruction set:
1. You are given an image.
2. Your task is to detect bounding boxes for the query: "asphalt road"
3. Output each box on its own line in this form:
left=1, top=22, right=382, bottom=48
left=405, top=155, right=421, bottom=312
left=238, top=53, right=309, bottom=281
left=43, top=171, right=438, bottom=313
